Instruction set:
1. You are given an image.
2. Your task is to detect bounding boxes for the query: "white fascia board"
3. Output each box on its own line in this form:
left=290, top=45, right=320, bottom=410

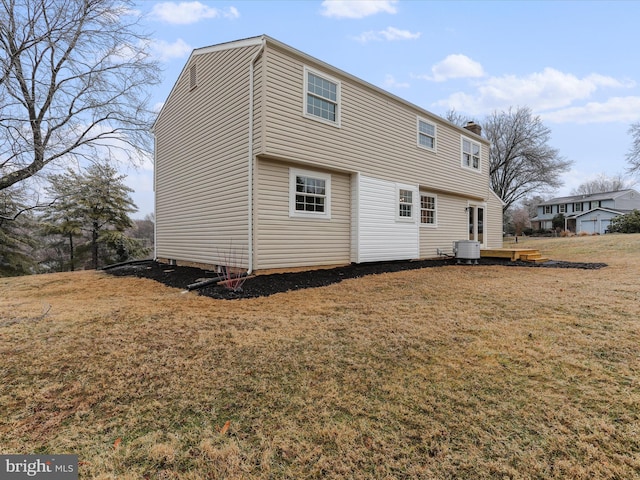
left=193, top=36, right=265, bottom=56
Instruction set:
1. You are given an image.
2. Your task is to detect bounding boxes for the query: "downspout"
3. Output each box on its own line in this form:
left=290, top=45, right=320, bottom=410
left=247, top=37, right=266, bottom=275
left=153, top=134, right=157, bottom=261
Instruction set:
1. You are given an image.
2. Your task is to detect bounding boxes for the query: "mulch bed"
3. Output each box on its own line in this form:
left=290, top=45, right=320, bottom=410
left=104, top=257, right=607, bottom=300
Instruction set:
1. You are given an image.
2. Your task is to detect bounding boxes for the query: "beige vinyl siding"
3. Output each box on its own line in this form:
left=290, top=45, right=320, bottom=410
left=254, top=158, right=350, bottom=270
left=262, top=44, right=489, bottom=200
left=154, top=44, right=262, bottom=267
left=419, top=193, right=469, bottom=258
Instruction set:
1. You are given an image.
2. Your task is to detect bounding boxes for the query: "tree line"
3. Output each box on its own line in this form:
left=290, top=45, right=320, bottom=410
left=1, top=163, right=153, bottom=276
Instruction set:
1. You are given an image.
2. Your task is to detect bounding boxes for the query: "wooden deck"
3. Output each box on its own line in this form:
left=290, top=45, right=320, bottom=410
left=480, top=248, right=549, bottom=263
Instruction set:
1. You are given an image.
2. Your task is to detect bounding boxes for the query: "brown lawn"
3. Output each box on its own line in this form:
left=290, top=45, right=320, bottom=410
left=1, top=234, right=639, bottom=479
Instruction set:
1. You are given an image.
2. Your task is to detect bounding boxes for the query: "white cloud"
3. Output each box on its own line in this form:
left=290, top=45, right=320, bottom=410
left=415, top=54, right=485, bottom=82
left=541, top=96, right=640, bottom=124
left=383, top=74, right=409, bottom=89
left=151, top=38, right=192, bottom=61
left=478, top=69, right=631, bottom=110
left=321, top=0, right=397, bottom=19
left=433, top=67, right=637, bottom=120
left=151, top=1, right=239, bottom=24
left=354, top=26, right=421, bottom=43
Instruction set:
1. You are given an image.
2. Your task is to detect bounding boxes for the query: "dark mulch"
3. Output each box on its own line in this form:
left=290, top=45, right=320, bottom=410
left=104, top=257, right=607, bottom=300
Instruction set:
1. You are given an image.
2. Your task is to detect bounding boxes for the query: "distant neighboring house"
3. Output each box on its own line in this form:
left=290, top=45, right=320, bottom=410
left=153, top=35, right=504, bottom=272
left=531, top=189, right=640, bottom=234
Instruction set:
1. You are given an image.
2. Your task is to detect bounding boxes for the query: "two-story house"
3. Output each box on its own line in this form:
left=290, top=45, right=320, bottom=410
left=531, top=189, right=640, bottom=234
left=153, top=35, right=503, bottom=273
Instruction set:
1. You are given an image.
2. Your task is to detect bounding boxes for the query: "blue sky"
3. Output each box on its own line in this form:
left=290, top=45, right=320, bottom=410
left=127, top=0, right=640, bottom=216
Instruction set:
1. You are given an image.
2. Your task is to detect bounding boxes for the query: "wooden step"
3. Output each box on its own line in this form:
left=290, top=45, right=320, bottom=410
left=519, top=253, right=549, bottom=263
left=481, top=248, right=549, bottom=263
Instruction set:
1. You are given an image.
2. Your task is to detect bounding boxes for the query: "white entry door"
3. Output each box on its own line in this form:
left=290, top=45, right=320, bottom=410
left=468, top=204, right=485, bottom=247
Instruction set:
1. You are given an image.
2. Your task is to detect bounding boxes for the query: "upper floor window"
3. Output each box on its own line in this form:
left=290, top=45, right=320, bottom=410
left=574, top=202, right=584, bottom=212
left=420, top=194, right=437, bottom=226
left=544, top=205, right=552, bottom=214
left=559, top=204, right=566, bottom=213
left=289, top=168, right=331, bottom=219
left=304, top=67, right=340, bottom=126
left=462, top=137, right=481, bottom=170
left=417, top=118, right=436, bottom=151
left=398, top=189, right=413, bottom=220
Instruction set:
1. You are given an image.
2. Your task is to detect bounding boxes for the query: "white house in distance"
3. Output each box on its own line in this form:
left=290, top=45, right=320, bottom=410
left=152, top=35, right=503, bottom=273
left=531, top=189, right=640, bottom=234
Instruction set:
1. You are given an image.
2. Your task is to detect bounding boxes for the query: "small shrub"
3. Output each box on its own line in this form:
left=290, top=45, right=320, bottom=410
left=219, top=244, right=248, bottom=292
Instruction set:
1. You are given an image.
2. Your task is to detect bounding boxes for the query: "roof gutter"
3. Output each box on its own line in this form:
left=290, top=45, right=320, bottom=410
left=247, top=37, right=265, bottom=275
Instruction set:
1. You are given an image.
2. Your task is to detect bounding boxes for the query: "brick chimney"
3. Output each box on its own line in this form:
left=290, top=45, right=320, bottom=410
left=464, top=121, right=482, bottom=136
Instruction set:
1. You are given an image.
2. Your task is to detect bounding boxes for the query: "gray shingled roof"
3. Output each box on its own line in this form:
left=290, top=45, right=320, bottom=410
left=538, top=189, right=637, bottom=206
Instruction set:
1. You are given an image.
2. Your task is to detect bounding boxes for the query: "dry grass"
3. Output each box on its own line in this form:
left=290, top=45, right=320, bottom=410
left=1, top=234, right=639, bottom=479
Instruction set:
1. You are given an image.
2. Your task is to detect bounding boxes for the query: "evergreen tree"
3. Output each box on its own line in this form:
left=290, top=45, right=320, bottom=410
left=41, top=175, right=84, bottom=271
left=609, top=210, right=640, bottom=234
left=42, top=164, right=148, bottom=270
left=0, top=189, right=37, bottom=276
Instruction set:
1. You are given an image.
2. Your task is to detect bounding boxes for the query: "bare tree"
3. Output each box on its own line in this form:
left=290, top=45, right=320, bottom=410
left=571, top=173, right=637, bottom=195
left=0, top=0, right=161, bottom=192
left=509, top=206, right=531, bottom=236
left=626, top=122, right=640, bottom=175
left=444, top=108, right=476, bottom=128
left=485, top=107, right=572, bottom=212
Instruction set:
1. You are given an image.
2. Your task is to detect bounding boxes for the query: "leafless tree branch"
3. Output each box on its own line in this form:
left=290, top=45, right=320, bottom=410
left=0, top=0, right=161, bottom=192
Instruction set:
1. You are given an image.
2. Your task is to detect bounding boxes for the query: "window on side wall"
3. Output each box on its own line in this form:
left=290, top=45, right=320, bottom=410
left=398, top=188, right=413, bottom=221
left=420, top=194, right=437, bottom=226
left=289, top=168, right=331, bottom=219
left=417, top=118, right=436, bottom=151
left=462, top=137, right=481, bottom=171
left=304, top=67, right=340, bottom=127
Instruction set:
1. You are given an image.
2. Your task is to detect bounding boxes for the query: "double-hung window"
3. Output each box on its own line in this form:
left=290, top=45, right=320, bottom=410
left=304, top=67, right=340, bottom=126
left=417, top=118, right=436, bottom=151
left=289, top=168, right=331, bottom=218
left=462, top=137, right=481, bottom=170
left=544, top=205, right=552, bottom=214
left=420, top=194, right=437, bottom=226
left=574, top=202, right=583, bottom=212
left=559, top=204, right=566, bottom=213
left=398, top=189, right=413, bottom=220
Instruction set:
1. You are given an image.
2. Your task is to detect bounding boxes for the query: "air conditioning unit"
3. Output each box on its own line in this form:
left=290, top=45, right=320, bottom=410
left=454, top=240, right=480, bottom=264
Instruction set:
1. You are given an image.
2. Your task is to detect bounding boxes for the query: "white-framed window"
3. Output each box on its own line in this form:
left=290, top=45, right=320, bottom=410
left=417, top=117, right=436, bottom=151
left=289, top=168, right=331, bottom=218
left=304, top=67, right=340, bottom=127
left=397, top=188, right=414, bottom=221
left=574, top=202, right=584, bottom=212
left=559, top=204, right=566, bottom=213
left=461, top=136, right=481, bottom=171
left=544, top=205, right=552, bottom=214
left=420, top=194, right=437, bottom=226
